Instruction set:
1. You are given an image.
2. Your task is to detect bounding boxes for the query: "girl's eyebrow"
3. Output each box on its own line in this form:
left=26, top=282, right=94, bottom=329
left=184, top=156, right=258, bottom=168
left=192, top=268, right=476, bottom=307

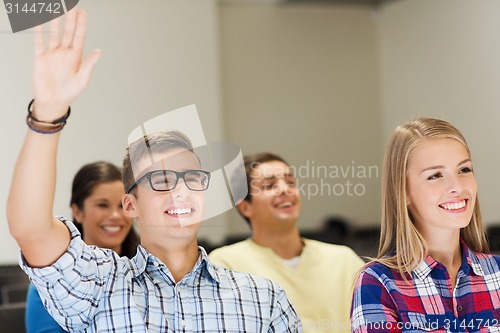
left=420, top=159, right=471, bottom=173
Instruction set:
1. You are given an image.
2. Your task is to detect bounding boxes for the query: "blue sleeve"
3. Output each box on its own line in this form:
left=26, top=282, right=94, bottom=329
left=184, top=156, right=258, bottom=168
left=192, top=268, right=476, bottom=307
left=25, top=284, right=67, bottom=333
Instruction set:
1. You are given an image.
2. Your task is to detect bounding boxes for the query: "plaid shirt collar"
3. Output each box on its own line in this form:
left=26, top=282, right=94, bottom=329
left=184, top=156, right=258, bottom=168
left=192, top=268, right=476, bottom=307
left=413, top=239, right=485, bottom=281
left=131, top=245, right=220, bottom=284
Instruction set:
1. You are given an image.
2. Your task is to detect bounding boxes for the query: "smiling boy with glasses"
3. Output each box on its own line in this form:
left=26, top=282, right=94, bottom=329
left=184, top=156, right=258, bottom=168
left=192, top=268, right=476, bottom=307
left=7, top=9, right=301, bottom=333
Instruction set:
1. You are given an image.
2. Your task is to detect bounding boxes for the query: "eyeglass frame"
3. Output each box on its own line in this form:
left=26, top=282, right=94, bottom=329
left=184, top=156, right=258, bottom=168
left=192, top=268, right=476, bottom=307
left=126, top=169, right=211, bottom=194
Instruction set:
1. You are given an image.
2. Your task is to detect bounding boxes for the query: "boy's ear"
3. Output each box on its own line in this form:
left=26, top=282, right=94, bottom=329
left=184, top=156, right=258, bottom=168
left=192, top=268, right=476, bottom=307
left=122, top=194, right=139, bottom=219
left=237, top=200, right=252, bottom=219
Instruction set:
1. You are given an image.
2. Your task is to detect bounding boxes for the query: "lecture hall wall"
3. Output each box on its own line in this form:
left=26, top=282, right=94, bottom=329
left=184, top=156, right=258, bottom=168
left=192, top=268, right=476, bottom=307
left=2, top=0, right=500, bottom=263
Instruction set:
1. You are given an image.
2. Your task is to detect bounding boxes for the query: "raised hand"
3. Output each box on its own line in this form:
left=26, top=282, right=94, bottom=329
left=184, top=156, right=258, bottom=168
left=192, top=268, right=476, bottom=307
left=32, top=8, right=100, bottom=121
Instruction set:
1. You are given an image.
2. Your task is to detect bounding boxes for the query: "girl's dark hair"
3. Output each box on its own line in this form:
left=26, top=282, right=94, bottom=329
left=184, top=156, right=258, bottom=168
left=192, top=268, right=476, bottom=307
left=71, top=161, right=140, bottom=258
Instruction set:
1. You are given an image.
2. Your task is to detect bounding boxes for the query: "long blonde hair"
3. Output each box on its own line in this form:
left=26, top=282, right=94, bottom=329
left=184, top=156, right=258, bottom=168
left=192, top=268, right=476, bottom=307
left=375, top=118, right=488, bottom=276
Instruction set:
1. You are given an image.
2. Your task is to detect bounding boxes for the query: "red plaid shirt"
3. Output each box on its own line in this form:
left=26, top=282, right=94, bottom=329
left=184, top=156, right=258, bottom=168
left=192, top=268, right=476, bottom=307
left=351, top=241, right=500, bottom=332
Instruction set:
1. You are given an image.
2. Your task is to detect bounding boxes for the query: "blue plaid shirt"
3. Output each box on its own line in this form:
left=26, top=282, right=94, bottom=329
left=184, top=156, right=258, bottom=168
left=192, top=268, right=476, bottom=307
left=21, top=218, right=302, bottom=332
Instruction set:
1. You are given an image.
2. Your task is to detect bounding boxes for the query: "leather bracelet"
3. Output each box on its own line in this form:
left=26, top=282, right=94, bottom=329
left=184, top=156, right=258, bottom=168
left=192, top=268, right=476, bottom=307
left=26, top=99, right=71, bottom=134
left=26, top=115, right=65, bottom=134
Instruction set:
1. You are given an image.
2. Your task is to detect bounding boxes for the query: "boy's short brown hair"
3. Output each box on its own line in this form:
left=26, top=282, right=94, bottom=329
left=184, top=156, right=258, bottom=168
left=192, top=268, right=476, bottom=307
left=122, top=130, right=195, bottom=195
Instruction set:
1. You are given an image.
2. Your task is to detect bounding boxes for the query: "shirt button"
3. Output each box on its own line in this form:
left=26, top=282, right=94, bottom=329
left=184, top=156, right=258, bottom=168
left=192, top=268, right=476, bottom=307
left=181, top=320, right=186, bottom=328
left=153, top=261, right=159, bottom=267
left=195, top=281, right=200, bottom=286
left=457, top=305, right=463, bottom=311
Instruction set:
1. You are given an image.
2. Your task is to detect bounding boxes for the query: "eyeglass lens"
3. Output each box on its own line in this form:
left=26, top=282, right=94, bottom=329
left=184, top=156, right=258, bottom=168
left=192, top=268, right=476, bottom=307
left=150, top=170, right=209, bottom=191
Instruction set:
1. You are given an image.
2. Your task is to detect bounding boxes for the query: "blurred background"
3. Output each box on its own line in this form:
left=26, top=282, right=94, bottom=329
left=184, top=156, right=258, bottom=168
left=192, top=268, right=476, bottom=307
left=2, top=0, right=500, bottom=265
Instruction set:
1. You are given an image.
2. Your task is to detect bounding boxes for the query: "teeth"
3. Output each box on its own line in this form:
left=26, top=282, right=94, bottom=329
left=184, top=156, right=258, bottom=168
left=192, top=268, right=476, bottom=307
left=441, top=200, right=466, bottom=210
left=102, top=226, right=121, bottom=233
left=277, top=201, right=293, bottom=208
left=167, top=208, right=192, bottom=215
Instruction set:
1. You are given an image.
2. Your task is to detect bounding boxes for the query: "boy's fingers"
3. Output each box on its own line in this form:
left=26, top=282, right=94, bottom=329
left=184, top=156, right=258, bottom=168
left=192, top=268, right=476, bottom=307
left=78, top=49, right=101, bottom=85
left=33, top=25, right=44, bottom=56
left=71, top=10, right=87, bottom=53
left=60, top=9, right=78, bottom=48
left=47, top=16, right=60, bottom=49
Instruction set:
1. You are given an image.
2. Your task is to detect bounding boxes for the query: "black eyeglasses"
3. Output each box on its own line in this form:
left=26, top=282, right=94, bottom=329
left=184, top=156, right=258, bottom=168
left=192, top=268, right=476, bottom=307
left=127, top=169, right=211, bottom=194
